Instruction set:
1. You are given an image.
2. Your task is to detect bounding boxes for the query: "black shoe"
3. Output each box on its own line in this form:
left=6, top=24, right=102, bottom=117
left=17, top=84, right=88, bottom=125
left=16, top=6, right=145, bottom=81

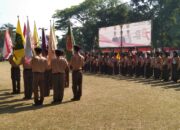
left=16, top=91, right=20, bottom=94
left=38, top=100, right=43, bottom=105
left=76, top=98, right=80, bottom=101
left=71, top=98, right=80, bottom=101
left=71, top=98, right=77, bottom=101
left=22, top=97, right=28, bottom=100
left=32, top=103, right=40, bottom=106
left=51, top=101, right=61, bottom=104
left=11, top=92, right=16, bottom=95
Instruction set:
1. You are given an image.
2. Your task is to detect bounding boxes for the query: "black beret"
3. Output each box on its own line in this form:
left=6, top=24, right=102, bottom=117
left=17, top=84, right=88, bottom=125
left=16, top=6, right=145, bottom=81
left=34, top=47, right=42, bottom=53
left=74, top=45, right=81, bottom=52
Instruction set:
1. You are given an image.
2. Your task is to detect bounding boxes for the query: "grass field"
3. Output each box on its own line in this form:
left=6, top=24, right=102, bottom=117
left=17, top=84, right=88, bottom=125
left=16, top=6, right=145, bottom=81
left=0, top=62, right=180, bottom=130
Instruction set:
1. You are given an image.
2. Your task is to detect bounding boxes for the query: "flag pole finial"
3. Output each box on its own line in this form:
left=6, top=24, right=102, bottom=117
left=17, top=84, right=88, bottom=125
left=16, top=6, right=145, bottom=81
left=17, top=15, right=19, bottom=19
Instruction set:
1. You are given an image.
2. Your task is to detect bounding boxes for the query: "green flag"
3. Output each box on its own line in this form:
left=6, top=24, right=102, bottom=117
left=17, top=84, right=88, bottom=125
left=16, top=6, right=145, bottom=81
left=66, top=23, right=75, bottom=61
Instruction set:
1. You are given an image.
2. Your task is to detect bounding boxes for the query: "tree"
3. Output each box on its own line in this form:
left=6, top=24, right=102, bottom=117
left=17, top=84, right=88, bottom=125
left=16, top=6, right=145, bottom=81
left=53, top=0, right=180, bottom=50
left=53, top=0, right=129, bottom=51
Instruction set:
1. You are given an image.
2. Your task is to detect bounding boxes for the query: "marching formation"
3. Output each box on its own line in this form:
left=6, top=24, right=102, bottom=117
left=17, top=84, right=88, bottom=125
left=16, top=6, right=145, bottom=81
left=8, top=45, right=84, bottom=106
left=84, top=51, right=180, bottom=82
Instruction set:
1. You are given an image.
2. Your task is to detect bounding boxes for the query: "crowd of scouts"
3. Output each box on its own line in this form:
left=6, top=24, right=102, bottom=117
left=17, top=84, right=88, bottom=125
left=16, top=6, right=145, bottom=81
left=8, top=45, right=84, bottom=106
left=84, top=50, right=180, bottom=82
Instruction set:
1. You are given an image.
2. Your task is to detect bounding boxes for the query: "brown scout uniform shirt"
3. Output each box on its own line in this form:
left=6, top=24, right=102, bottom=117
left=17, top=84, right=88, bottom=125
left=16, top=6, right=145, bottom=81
left=31, top=56, right=47, bottom=73
left=70, top=53, right=84, bottom=71
left=51, top=56, right=69, bottom=74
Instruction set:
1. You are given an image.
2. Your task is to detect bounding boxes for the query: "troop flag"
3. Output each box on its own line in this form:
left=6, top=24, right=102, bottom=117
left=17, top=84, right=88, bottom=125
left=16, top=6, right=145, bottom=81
left=52, top=22, right=58, bottom=50
left=25, top=17, right=33, bottom=58
left=47, top=22, right=56, bottom=65
left=33, top=21, right=39, bottom=47
left=3, top=29, right=13, bottom=59
left=66, top=22, right=75, bottom=61
left=13, top=17, right=25, bottom=65
left=116, top=52, right=120, bottom=60
left=41, top=28, right=48, bottom=56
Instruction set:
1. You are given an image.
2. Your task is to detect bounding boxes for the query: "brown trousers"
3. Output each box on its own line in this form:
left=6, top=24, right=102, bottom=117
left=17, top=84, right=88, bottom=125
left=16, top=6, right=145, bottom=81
left=52, top=73, right=65, bottom=102
left=11, top=67, right=20, bottom=93
left=44, top=70, right=52, bottom=97
left=65, top=69, right=69, bottom=88
left=23, top=69, right=33, bottom=99
left=33, top=72, right=45, bottom=104
left=72, top=70, right=83, bottom=99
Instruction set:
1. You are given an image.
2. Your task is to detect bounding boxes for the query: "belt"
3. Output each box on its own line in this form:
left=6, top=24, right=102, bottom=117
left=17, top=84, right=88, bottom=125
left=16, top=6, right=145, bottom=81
left=73, top=69, right=82, bottom=72
left=33, top=72, right=44, bottom=74
left=24, top=68, right=32, bottom=71
left=53, top=72, right=64, bottom=74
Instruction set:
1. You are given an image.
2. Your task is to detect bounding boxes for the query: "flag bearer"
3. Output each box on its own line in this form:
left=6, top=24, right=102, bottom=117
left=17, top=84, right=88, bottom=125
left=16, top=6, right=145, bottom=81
left=51, top=49, right=69, bottom=103
left=31, top=47, right=47, bottom=106
left=8, top=54, right=21, bottom=94
left=70, top=45, right=84, bottom=101
left=21, top=56, right=33, bottom=99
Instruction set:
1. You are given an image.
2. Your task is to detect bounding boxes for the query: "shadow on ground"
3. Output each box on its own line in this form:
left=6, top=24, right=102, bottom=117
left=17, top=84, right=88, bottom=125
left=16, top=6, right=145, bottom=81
left=85, top=73, right=180, bottom=91
left=0, top=89, right=75, bottom=114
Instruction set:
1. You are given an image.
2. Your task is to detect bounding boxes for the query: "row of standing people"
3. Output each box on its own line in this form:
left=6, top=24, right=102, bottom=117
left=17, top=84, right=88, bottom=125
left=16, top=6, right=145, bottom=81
left=8, top=45, right=84, bottom=106
left=84, top=51, right=180, bottom=82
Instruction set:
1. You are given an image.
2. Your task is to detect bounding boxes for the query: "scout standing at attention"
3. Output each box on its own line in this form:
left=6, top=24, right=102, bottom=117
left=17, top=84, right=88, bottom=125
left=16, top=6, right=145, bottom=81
left=31, top=47, right=47, bottom=106
left=70, top=45, right=84, bottom=101
left=8, top=54, right=21, bottom=94
left=21, top=56, right=33, bottom=99
left=51, top=49, right=69, bottom=104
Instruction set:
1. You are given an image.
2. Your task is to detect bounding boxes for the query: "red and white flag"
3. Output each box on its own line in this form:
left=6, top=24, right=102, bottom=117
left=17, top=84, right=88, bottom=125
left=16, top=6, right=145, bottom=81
left=3, top=29, right=13, bottom=59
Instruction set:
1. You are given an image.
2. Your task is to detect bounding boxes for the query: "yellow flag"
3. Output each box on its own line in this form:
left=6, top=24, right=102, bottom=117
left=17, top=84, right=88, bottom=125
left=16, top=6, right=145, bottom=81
left=13, top=18, right=25, bottom=65
left=33, top=21, right=39, bottom=47
left=116, top=52, right=120, bottom=60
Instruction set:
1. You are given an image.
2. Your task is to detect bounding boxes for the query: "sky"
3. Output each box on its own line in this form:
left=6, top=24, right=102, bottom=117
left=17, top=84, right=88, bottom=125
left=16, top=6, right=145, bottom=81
left=0, top=0, right=129, bottom=36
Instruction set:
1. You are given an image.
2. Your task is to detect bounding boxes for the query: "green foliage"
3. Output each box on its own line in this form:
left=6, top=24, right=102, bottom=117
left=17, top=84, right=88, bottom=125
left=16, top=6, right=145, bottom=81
left=53, top=0, right=129, bottom=51
left=53, top=0, right=180, bottom=50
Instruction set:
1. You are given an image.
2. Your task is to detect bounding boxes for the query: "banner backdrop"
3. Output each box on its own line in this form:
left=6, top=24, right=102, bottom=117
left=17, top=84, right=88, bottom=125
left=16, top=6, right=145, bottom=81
left=99, top=20, right=152, bottom=48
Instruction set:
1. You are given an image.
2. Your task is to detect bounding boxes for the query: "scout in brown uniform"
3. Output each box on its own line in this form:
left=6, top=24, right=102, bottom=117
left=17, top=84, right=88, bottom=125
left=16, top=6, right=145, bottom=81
left=114, top=53, right=120, bottom=75
left=171, top=51, right=179, bottom=82
left=21, top=56, right=33, bottom=99
left=144, top=53, right=151, bottom=78
left=70, top=45, right=84, bottom=101
left=44, top=50, right=52, bottom=97
left=120, top=53, right=125, bottom=75
left=162, top=52, right=171, bottom=81
left=107, top=55, right=114, bottom=75
left=127, top=54, right=134, bottom=76
left=123, top=53, right=128, bottom=76
left=31, top=47, right=47, bottom=106
left=8, top=54, right=21, bottom=94
left=51, top=49, right=69, bottom=103
left=140, top=54, right=145, bottom=77
left=154, top=52, right=162, bottom=79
